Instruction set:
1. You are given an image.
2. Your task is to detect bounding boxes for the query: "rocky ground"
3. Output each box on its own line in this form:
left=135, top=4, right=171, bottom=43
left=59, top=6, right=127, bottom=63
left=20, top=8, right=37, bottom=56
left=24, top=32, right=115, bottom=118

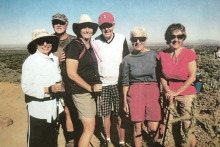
left=0, top=82, right=219, bottom=147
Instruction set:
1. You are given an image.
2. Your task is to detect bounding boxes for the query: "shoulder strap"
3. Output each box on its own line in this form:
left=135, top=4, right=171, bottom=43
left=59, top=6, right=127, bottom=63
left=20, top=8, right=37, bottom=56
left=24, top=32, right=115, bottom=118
left=72, top=39, right=86, bottom=60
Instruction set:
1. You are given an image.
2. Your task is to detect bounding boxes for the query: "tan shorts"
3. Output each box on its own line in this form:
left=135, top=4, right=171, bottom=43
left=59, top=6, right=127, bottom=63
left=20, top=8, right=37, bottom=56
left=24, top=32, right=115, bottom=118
left=71, top=93, right=96, bottom=119
left=170, top=94, right=197, bottom=123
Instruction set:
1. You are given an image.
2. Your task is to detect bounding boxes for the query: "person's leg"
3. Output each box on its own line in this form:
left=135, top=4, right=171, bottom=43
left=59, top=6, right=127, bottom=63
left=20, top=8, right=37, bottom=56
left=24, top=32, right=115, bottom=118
left=28, top=115, right=57, bottom=147
left=100, top=86, right=112, bottom=142
left=104, top=114, right=111, bottom=139
left=133, top=122, right=142, bottom=147
left=183, top=122, right=196, bottom=147
left=178, top=94, right=197, bottom=147
left=65, top=106, right=74, bottom=131
left=117, top=116, right=125, bottom=143
left=147, top=121, right=160, bottom=142
left=78, top=116, right=95, bottom=147
left=64, top=106, right=75, bottom=146
left=71, top=93, right=96, bottom=147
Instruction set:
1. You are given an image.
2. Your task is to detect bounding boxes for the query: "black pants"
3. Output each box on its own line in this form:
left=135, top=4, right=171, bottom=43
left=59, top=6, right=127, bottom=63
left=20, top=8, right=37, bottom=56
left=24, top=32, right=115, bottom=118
left=27, top=115, right=57, bottom=147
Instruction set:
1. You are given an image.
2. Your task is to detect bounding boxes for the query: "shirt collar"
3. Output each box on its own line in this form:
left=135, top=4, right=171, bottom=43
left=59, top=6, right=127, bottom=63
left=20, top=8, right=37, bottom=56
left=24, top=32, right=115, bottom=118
left=36, top=50, right=54, bottom=60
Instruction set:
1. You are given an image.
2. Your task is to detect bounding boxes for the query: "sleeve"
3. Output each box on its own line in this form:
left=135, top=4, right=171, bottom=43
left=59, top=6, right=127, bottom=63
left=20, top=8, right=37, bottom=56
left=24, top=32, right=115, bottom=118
left=122, top=39, right=130, bottom=58
left=156, top=52, right=161, bottom=60
left=121, top=57, right=130, bottom=86
left=187, top=49, right=198, bottom=62
left=65, top=42, right=82, bottom=60
left=21, top=59, right=45, bottom=99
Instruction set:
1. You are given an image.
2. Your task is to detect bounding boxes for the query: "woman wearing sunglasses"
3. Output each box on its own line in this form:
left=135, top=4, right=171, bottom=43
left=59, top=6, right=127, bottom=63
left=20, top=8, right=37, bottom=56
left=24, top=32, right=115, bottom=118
left=22, top=29, right=64, bottom=147
left=122, top=26, right=161, bottom=147
left=157, top=23, right=197, bottom=147
left=64, top=14, right=102, bottom=147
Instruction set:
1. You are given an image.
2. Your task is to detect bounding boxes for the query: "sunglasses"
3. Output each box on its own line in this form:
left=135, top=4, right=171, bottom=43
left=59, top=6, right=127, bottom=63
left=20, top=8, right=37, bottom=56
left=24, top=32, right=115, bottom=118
left=52, top=20, right=66, bottom=25
left=37, top=40, right=53, bottom=46
left=80, top=23, right=94, bottom=29
left=170, top=34, right=185, bottom=40
left=99, top=23, right=113, bottom=30
left=130, top=37, right=147, bottom=42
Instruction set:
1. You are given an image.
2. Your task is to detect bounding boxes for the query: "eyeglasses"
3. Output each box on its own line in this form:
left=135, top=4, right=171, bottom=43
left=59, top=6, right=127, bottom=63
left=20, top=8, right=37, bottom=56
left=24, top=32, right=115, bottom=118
left=99, top=23, right=113, bottom=30
left=130, top=37, right=147, bottom=42
left=52, top=20, right=66, bottom=25
left=37, top=40, right=52, bottom=46
left=170, top=34, right=185, bottom=40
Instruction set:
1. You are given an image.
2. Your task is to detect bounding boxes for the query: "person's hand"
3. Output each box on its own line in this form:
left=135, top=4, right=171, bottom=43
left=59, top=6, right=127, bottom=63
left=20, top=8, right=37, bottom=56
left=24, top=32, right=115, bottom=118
left=165, top=90, right=178, bottom=105
left=93, top=84, right=102, bottom=92
left=123, top=102, right=129, bottom=115
left=59, top=51, right=66, bottom=63
left=51, top=82, right=63, bottom=93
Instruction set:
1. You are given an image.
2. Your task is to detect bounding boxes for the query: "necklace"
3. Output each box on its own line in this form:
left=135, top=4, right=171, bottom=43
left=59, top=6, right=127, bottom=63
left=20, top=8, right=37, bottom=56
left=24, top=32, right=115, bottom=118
left=171, top=47, right=183, bottom=64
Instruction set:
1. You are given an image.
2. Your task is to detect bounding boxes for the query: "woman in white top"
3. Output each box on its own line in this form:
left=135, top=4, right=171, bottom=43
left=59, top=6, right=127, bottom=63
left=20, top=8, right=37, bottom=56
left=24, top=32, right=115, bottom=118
left=22, top=29, right=64, bottom=147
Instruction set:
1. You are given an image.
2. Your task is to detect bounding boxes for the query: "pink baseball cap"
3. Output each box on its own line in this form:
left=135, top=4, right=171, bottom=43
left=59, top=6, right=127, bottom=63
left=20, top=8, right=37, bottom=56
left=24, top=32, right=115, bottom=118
left=98, top=12, right=114, bottom=26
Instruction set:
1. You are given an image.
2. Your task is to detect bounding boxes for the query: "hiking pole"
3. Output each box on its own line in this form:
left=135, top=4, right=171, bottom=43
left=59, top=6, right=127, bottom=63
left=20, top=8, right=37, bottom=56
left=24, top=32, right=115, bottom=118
left=98, top=95, right=108, bottom=147
left=162, top=106, right=170, bottom=146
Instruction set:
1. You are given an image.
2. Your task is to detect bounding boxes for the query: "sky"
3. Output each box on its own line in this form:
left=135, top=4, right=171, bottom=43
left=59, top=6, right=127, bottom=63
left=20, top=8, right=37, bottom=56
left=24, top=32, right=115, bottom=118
left=0, top=0, right=220, bottom=46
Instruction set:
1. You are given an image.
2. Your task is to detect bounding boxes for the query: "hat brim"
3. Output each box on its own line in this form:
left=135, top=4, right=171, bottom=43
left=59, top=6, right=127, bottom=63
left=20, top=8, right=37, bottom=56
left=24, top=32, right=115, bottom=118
left=72, top=22, right=98, bottom=37
left=27, top=35, right=59, bottom=54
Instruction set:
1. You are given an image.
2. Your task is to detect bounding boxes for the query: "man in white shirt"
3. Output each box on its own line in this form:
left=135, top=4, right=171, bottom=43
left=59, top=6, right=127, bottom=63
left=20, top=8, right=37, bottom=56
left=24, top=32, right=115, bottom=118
left=94, top=12, right=129, bottom=147
left=22, top=29, right=64, bottom=147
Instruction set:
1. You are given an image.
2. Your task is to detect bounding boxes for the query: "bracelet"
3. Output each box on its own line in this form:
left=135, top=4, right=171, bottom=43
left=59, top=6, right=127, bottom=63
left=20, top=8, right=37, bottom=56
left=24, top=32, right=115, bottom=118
left=49, top=86, right=53, bottom=94
left=91, top=85, right=94, bottom=92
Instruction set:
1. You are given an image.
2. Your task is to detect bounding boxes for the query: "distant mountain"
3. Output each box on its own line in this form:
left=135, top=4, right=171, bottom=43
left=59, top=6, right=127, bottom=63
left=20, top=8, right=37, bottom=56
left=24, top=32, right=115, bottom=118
left=0, top=44, right=26, bottom=50
left=185, top=40, right=220, bottom=46
left=0, top=40, right=219, bottom=49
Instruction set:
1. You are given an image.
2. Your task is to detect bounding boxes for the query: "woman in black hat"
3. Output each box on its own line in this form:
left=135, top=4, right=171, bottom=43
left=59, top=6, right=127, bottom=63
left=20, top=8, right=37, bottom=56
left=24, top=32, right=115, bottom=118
left=64, top=14, right=102, bottom=147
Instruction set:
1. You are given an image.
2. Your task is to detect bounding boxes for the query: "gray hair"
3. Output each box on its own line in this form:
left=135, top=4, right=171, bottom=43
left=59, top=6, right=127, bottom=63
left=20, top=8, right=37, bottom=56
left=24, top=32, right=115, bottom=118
left=130, top=26, right=147, bottom=38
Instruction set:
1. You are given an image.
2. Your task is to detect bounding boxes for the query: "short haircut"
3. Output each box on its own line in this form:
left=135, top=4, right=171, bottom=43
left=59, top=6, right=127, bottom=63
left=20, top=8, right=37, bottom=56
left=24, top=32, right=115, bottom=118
left=130, top=26, right=147, bottom=39
left=165, top=23, right=187, bottom=44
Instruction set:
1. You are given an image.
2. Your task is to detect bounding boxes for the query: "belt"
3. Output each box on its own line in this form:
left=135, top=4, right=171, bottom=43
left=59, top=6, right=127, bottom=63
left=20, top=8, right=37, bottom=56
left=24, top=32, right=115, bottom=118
left=25, top=94, right=55, bottom=103
left=168, top=79, right=186, bottom=82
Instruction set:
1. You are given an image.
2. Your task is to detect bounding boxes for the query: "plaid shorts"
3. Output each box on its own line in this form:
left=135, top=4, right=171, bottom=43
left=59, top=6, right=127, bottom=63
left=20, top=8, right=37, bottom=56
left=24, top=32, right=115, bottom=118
left=96, top=84, right=120, bottom=117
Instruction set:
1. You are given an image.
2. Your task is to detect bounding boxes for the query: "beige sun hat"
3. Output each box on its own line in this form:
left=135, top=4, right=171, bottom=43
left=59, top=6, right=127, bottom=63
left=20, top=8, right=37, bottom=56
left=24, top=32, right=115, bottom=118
left=27, top=29, right=59, bottom=54
left=72, top=14, right=98, bottom=37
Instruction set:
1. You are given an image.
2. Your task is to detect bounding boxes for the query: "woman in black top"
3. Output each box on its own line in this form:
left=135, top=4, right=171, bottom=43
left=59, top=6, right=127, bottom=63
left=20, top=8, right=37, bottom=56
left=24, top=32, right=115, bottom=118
left=65, top=14, right=102, bottom=147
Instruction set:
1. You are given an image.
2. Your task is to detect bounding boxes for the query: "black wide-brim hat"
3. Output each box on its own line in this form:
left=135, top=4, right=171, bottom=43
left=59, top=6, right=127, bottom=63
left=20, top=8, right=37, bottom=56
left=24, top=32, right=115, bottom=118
left=27, top=29, right=59, bottom=54
left=72, top=14, right=98, bottom=37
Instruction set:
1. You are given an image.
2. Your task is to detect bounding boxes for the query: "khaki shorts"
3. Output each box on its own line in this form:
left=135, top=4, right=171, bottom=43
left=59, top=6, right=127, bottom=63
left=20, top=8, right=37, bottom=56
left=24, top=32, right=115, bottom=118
left=170, top=94, right=197, bottom=123
left=71, top=93, right=96, bottom=119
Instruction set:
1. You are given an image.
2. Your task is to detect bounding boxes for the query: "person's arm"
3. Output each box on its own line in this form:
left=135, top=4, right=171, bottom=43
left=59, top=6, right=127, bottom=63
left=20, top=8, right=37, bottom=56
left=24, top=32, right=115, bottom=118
left=59, top=51, right=66, bottom=63
left=123, top=86, right=129, bottom=114
left=174, top=60, right=197, bottom=95
left=122, top=39, right=130, bottom=58
left=163, top=60, right=197, bottom=104
left=121, top=58, right=130, bottom=114
left=66, top=59, right=102, bottom=92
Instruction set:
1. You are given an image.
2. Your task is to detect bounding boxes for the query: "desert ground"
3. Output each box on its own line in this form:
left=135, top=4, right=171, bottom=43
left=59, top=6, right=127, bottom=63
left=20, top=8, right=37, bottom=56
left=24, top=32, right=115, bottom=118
left=0, top=82, right=106, bottom=147
left=0, top=48, right=219, bottom=147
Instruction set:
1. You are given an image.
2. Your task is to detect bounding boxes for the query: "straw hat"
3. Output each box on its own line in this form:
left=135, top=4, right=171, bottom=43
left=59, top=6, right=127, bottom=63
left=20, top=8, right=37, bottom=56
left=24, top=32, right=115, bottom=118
left=27, top=29, right=59, bottom=54
left=72, top=14, right=98, bottom=37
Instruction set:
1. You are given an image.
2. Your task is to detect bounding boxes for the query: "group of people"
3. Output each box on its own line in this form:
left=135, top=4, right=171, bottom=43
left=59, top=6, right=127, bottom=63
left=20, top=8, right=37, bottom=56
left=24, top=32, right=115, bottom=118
left=22, top=12, right=198, bottom=147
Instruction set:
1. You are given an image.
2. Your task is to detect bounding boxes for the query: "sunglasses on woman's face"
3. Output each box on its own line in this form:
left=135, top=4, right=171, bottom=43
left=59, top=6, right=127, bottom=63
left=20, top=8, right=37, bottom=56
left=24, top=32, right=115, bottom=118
left=37, top=40, right=52, bottom=46
left=170, top=34, right=185, bottom=40
left=81, top=23, right=93, bottom=29
left=130, top=37, right=147, bottom=42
